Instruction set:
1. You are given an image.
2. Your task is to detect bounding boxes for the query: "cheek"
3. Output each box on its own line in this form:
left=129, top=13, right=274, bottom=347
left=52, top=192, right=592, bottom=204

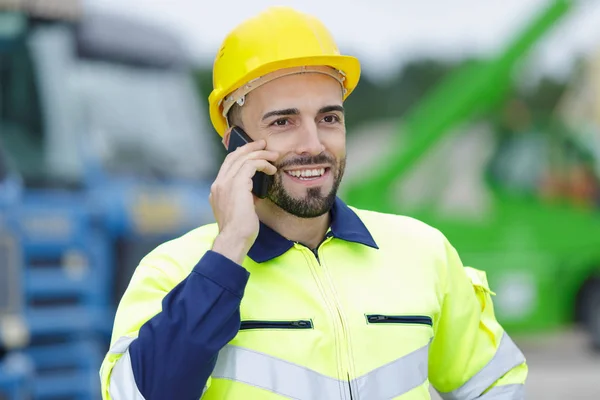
left=323, top=133, right=346, bottom=158
left=265, top=128, right=345, bottom=158
left=265, top=134, right=296, bottom=154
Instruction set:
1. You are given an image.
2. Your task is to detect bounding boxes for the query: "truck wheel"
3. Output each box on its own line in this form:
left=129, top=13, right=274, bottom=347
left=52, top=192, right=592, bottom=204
left=582, top=280, right=600, bottom=352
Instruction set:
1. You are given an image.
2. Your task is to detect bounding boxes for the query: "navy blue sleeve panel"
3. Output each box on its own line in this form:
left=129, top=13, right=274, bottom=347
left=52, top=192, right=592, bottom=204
left=129, top=250, right=250, bottom=400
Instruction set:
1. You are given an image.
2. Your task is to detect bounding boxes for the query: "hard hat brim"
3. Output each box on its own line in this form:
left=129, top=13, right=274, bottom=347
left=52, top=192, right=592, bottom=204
left=209, top=54, right=361, bottom=137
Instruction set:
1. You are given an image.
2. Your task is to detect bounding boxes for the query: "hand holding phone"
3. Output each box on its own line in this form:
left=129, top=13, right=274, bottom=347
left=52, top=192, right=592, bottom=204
left=227, top=126, right=274, bottom=199
left=210, top=131, right=278, bottom=264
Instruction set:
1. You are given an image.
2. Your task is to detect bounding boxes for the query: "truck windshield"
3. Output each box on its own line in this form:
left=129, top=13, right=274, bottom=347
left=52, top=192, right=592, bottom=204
left=0, top=21, right=46, bottom=186
left=75, top=61, right=210, bottom=181
left=0, top=17, right=214, bottom=188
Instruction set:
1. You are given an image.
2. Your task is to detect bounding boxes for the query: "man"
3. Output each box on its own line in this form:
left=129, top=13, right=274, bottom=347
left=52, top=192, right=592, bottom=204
left=100, top=6, right=527, bottom=400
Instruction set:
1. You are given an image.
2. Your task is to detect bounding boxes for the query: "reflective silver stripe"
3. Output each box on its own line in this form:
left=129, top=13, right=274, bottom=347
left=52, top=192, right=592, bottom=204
left=479, top=384, right=525, bottom=399
left=354, top=341, right=429, bottom=398
left=110, top=348, right=147, bottom=400
left=105, top=336, right=145, bottom=400
left=213, top=343, right=430, bottom=399
left=109, top=336, right=137, bottom=354
left=439, top=332, right=526, bottom=400
left=106, top=336, right=209, bottom=399
left=213, top=345, right=346, bottom=399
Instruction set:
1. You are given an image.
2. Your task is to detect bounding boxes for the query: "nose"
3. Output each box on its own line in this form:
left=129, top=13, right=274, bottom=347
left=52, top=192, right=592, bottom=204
left=294, top=121, right=325, bottom=156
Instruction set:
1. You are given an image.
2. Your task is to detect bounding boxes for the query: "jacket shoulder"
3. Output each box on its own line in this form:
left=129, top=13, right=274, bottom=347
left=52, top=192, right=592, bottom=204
left=136, top=222, right=220, bottom=278
left=351, top=207, right=446, bottom=250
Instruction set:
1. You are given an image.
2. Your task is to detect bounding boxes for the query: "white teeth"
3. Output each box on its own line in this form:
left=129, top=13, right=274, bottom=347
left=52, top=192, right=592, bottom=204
left=287, top=168, right=325, bottom=178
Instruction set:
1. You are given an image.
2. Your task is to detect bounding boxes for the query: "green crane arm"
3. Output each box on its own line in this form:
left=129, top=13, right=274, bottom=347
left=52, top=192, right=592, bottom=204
left=343, top=0, right=573, bottom=213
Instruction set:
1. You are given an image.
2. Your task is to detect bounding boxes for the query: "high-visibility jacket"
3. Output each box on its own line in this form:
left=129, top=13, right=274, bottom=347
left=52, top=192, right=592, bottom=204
left=100, top=197, right=527, bottom=399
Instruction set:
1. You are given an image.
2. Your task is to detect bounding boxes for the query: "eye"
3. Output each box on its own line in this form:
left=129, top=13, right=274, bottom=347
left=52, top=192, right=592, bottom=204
left=271, top=118, right=289, bottom=127
left=322, top=115, right=340, bottom=124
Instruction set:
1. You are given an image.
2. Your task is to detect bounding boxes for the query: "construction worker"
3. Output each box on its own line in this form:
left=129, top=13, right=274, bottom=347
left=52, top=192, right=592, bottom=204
left=100, top=6, right=527, bottom=400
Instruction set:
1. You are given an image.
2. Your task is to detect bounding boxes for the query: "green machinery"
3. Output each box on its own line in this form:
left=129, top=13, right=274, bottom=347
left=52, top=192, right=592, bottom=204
left=341, top=0, right=600, bottom=348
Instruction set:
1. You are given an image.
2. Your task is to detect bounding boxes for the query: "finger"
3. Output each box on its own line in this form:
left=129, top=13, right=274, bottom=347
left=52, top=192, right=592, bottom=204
left=218, top=140, right=267, bottom=180
left=253, top=159, right=278, bottom=175
left=225, top=149, right=278, bottom=180
left=224, top=140, right=267, bottom=166
left=212, top=158, right=275, bottom=199
left=246, top=150, right=279, bottom=163
left=237, top=160, right=277, bottom=180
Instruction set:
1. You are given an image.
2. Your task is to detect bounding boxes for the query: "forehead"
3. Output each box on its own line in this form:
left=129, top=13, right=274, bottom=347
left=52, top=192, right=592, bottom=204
left=248, top=73, right=343, bottom=111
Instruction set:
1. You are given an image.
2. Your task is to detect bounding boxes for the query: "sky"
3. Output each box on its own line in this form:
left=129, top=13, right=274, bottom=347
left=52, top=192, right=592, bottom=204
left=84, top=0, right=600, bottom=80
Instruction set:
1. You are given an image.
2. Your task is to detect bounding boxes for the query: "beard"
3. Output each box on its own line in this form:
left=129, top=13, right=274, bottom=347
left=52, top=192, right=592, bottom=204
left=267, top=154, right=345, bottom=218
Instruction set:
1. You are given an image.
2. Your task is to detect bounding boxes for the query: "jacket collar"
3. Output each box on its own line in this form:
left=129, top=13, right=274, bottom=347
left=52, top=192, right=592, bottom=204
left=248, top=197, right=378, bottom=263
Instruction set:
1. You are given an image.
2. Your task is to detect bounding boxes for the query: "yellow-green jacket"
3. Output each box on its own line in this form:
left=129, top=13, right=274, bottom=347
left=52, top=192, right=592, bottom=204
left=100, top=198, right=527, bottom=399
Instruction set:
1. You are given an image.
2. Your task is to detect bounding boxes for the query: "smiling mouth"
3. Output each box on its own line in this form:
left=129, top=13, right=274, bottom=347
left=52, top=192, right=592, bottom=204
left=284, top=167, right=328, bottom=180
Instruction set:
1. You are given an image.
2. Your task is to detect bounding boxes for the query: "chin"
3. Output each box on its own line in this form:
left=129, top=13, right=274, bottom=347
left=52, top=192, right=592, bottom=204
left=289, top=187, right=328, bottom=201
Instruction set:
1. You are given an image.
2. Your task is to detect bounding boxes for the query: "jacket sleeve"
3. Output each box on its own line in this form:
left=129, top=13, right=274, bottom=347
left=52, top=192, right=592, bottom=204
left=429, top=235, right=528, bottom=399
left=99, top=249, right=250, bottom=400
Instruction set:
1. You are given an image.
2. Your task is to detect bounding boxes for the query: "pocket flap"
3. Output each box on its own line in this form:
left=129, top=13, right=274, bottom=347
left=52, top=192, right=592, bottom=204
left=464, top=266, right=496, bottom=296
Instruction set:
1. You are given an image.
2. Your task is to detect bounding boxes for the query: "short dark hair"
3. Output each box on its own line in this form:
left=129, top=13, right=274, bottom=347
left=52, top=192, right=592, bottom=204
left=226, top=103, right=243, bottom=128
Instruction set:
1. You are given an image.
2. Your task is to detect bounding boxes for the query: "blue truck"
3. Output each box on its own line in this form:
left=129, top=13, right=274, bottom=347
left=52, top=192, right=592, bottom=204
left=0, top=5, right=215, bottom=399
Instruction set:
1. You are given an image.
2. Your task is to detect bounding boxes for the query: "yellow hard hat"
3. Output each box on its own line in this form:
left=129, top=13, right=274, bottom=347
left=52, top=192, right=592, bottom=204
left=208, top=6, right=361, bottom=137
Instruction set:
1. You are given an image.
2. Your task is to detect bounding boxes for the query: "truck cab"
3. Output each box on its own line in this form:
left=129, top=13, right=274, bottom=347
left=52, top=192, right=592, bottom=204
left=0, top=6, right=216, bottom=398
left=1, top=7, right=216, bottom=301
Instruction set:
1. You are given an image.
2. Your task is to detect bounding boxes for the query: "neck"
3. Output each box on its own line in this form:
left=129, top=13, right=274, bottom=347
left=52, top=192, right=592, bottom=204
left=256, top=200, right=331, bottom=249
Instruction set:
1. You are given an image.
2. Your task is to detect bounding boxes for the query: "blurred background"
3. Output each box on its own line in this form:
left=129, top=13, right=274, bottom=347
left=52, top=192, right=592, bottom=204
left=0, top=0, right=599, bottom=399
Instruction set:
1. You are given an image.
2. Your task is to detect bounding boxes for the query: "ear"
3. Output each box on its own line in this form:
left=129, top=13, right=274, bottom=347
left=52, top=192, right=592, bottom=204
left=222, top=127, right=232, bottom=150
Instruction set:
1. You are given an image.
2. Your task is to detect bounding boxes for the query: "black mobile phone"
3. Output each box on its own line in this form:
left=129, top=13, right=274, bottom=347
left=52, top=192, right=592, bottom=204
left=227, top=126, right=274, bottom=199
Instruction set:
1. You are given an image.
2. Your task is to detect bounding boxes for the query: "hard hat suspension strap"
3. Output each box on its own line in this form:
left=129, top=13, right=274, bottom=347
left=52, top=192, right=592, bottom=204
left=221, top=65, right=347, bottom=120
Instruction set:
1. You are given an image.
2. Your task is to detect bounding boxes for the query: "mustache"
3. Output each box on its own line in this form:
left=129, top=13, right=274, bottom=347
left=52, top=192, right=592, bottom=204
left=276, top=154, right=335, bottom=169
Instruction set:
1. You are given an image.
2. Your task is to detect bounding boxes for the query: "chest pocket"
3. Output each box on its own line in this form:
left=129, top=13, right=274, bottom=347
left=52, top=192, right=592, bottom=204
left=365, top=314, right=433, bottom=326
left=239, top=319, right=313, bottom=330
left=232, top=318, right=319, bottom=356
left=346, top=313, right=433, bottom=399
left=213, top=318, right=345, bottom=400
left=363, top=313, right=434, bottom=343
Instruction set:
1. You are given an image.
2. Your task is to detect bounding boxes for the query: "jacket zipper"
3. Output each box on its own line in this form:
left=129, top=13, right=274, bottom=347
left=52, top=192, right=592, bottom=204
left=366, top=315, right=433, bottom=326
left=240, top=320, right=313, bottom=330
left=298, top=238, right=355, bottom=400
left=317, top=248, right=356, bottom=400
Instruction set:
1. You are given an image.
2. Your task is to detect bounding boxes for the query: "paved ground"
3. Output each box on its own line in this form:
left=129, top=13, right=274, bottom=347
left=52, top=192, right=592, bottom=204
left=429, top=329, right=600, bottom=400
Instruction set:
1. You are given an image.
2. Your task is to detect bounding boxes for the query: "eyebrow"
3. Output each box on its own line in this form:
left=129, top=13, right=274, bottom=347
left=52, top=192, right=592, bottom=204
left=261, top=105, right=345, bottom=121
left=318, top=105, right=345, bottom=115
left=262, top=108, right=299, bottom=121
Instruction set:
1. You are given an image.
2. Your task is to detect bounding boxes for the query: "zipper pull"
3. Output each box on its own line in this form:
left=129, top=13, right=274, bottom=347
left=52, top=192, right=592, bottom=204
left=368, top=315, right=386, bottom=322
left=292, top=320, right=310, bottom=328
